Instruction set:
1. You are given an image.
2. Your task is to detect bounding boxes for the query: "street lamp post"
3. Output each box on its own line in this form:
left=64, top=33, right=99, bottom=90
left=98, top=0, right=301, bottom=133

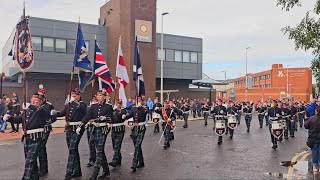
left=286, top=65, right=290, bottom=97
left=245, top=47, right=250, bottom=101
left=221, top=71, right=227, bottom=100
left=160, top=12, right=169, bottom=104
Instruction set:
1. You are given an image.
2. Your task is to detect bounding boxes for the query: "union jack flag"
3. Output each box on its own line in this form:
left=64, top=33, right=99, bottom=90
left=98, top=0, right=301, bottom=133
left=94, top=41, right=115, bottom=94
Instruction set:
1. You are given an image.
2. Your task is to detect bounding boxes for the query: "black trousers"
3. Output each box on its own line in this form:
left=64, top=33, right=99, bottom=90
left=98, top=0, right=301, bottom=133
left=87, top=126, right=96, bottom=163
left=111, top=130, right=125, bottom=164
left=203, top=112, right=209, bottom=125
left=269, top=122, right=278, bottom=146
left=91, top=127, right=109, bottom=179
left=258, top=114, right=264, bottom=128
left=23, top=137, right=42, bottom=180
left=38, top=131, right=50, bottom=173
left=65, top=128, right=83, bottom=176
left=131, top=126, right=146, bottom=167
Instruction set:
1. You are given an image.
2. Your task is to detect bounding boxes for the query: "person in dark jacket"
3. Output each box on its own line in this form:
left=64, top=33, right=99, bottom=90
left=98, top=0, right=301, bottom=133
left=305, top=106, right=320, bottom=174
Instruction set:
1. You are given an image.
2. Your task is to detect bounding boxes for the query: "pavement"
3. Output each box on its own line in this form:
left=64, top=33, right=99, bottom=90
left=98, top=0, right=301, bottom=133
left=0, top=115, right=315, bottom=179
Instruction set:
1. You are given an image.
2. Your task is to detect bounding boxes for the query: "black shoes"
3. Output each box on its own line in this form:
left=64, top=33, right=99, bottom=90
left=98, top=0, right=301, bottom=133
left=39, top=171, right=48, bottom=177
left=131, top=166, right=137, bottom=172
left=218, top=141, right=222, bottom=145
left=108, top=162, right=121, bottom=168
left=272, top=144, right=278, bottom=149
left=137, top=162, right=144, bottom=168
left=247, top=129, right=250, bottom=133
left=87, top=161, right=94, bottom=167
left=230, top=136, right=233, bottom=139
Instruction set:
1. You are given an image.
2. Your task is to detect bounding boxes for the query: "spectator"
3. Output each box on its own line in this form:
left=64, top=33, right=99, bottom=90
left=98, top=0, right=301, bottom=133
left=146, top=98, right=154, bottom=120
left=0, top=99, right=6, bottom=133
left=306, top=99, right=317, bottom=119
left=304, top=106, right=320, bottom=174
left=12, top=92, right=19, bottom=103
left=7, top=98, right=21, bottom=133
left=4, top=98, right=13, bottom=133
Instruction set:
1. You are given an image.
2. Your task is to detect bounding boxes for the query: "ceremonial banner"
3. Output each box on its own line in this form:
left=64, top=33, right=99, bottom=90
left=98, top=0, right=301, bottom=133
left=15, top=17, right=34, bottom=71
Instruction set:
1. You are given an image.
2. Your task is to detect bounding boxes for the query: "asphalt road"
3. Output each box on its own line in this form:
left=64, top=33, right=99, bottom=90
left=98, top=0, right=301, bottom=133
left=0, top=115, right=310, bottom=179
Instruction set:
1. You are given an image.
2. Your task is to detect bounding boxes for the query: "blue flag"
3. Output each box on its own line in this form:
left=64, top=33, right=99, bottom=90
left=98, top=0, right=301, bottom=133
left=74, top=24, right=93, bottom=92
left=133, top=38, right=145, bottom=97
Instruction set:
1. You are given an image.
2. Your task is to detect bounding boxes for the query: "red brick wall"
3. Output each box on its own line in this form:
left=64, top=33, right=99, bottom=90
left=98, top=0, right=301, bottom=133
left=234, top=64, right=312, bottom=101
left=100, top=0, right=156, bottom=99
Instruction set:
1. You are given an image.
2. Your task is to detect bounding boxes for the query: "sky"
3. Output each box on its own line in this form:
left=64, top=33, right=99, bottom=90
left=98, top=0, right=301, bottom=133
left=0, top=0, right=315, bottom=81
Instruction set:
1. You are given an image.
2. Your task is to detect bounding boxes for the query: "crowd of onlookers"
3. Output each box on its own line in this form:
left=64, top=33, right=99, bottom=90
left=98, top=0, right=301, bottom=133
left=0, top=92, right=21, bottom=133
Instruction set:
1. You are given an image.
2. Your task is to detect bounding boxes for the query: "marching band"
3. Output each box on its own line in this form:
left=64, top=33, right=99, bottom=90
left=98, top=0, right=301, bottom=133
left=16, top=87, right=312, bottom=179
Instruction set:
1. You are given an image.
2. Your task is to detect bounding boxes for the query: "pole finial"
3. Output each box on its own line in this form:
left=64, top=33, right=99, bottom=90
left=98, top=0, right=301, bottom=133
left=78, top=16, right=80, bottom=23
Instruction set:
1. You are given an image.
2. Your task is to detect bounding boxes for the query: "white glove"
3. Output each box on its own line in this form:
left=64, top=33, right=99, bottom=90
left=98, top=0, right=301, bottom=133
left=99, top=116, right=107, bottom=121
left=265, top=113, right=268, bottom=117
left=220, top=110, right=224, bottom=114
left=76, top=127, right=81, bottom=135
left=281, top=111, right=285, bottom=115
left=276, top=113, right=280, bottom=117
left=167, top=118, right=172, bottom=122
left=22, top=103, right=30, bottom=110
left=3, top=114, right=10, bottom=121
left=50, top=110, right=57, bottom=116
left=155, top=107, right=159, bottom=110
left=122, top=114, right=127, bottom=119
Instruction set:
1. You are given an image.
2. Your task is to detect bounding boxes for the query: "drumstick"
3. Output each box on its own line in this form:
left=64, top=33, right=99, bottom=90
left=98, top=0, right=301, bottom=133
left=158, top=122, right=168, bottom=145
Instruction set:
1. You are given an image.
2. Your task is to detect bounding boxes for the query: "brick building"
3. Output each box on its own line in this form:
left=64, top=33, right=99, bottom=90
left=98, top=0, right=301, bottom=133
left=1, top=0, right=205, bottom=109
left=233, top=64, right=312, bottom=102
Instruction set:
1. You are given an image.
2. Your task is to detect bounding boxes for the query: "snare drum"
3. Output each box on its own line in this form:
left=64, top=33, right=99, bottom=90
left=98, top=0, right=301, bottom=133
left=271, top=121, right=284, bottom=139
left=227, top=115, right=237, bottom=129
left=152, top=113, right=161, bottom=124
left=215, top=119, right=226, bottom=136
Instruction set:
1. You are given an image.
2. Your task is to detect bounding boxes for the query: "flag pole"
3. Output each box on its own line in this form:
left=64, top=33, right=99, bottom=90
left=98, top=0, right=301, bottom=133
left=113, top=36, right=121, bottom=104
left=92, top=34, right=97, bottom=100
left=134, top=36, right=139, bottom=132
left=65, top=16, right=80, bottom=129
left=22, top=0, right=27, bottom=143
left=22, top=72, right=27, bottom=143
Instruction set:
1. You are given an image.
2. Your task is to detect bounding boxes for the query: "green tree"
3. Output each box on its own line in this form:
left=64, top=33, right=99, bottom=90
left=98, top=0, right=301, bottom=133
left=277, top=0, right=320, bottom=87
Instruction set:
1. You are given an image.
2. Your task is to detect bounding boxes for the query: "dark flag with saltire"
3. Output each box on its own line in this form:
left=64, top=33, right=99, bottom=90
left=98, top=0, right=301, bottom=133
left=73, top=24, right=93, bottom=92
left=133, top=38, right=145, bottom=97
left=94, top=41, right=115, bottom=94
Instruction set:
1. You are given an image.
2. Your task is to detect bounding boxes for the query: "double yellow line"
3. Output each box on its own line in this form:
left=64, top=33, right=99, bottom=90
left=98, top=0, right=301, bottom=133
left=287, top=150, right=311, bottom=180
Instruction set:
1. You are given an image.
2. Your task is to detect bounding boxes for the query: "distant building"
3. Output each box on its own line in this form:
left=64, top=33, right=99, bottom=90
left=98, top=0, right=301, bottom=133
left=233, top=64, right=312, bottom=101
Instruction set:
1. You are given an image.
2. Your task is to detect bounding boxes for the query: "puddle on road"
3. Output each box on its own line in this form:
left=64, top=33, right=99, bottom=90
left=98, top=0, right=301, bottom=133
left=227, top=147, right=248, bottom=153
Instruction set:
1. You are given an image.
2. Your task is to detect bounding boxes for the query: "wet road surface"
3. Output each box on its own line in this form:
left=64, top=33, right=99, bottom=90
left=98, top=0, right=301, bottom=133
left=0, top=116, right=310, bottom=179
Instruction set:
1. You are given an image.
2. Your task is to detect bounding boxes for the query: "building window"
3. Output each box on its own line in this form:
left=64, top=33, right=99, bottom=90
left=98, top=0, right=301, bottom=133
left=43, top=38, right=54, bottom=52
left=67, top=40, right=75, bottom=54
left=183, top=51, right=190, bottom=63
left=55, top=39, right=66, bottom=53
left=266, top=74, right=271, bottom=79
left=190, top=52, right=198, bottom=63
left=157, top=48, right=165, bottom=61
left=32, top=37, right=42, bottom=51
left=175, top=50, right=182, bottom=62
left=198, top=53, right=202, bottom=63
left=166, top=49, right=174, bottom=61
left=260, top=75, right=265, bottom=80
